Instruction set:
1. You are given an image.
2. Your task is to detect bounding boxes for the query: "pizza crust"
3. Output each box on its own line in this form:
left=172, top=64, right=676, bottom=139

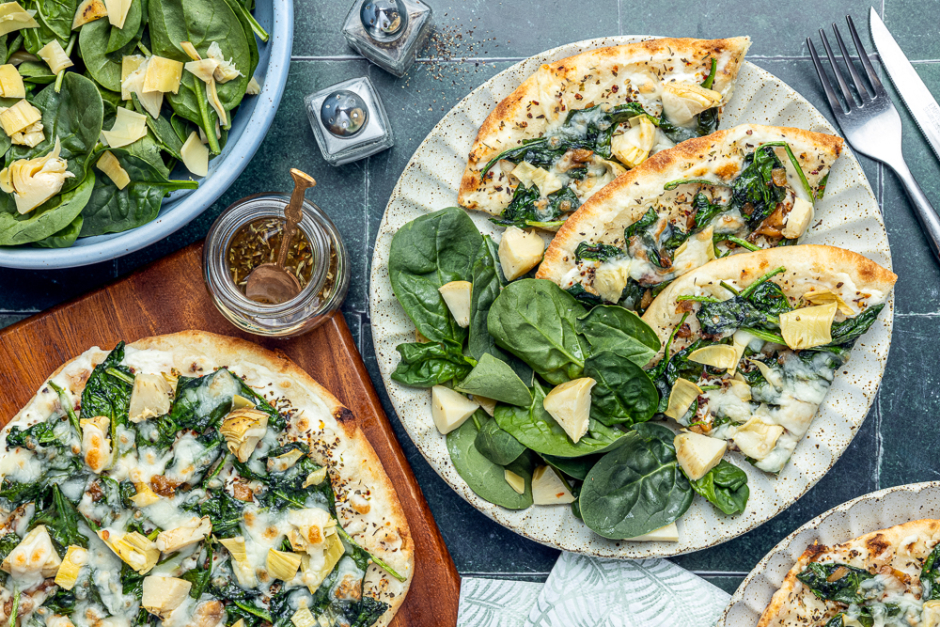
left=0, top=331, right=414, bottom=627
left=536, top=124, right=844, bottom=288
left=757, top=519, right=940, bottom=627
left=458, top=37, right=752, bottom=214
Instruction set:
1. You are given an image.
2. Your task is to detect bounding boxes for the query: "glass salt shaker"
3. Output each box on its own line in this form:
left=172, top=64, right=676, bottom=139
left=342, top=0, right=433, bottom=77
left=304, top=76, right=394, bottom=166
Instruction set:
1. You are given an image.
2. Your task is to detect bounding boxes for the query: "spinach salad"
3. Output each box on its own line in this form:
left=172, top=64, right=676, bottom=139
left=0, top=342, right=397, bottom=627
left=388, top=207, right=751, bottom=541
left=0, top=0, right=266, bottom=248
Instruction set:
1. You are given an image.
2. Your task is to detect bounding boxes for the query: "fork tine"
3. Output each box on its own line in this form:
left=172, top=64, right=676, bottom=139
left=846, top=15, right=883, bottom=93
left=819, top=29, right=855, bottom=109
left=807, top=38, right=845, bottom=115
left=832, top=22, right=871, bottom=99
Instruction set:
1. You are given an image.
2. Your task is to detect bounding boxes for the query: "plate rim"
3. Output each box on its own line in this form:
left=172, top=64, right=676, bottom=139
left=368, top=35, right=894, bottom=558
left=0, top=0, right=295, bottom=270
left=717, top=481, right=940, bottom=626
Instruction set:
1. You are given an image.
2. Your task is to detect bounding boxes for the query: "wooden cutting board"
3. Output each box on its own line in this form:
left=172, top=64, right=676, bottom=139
left=0, top=242, right=460, bottom=627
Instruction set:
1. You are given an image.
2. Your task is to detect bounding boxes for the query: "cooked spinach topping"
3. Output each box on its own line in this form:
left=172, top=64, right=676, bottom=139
left=922, top=543, right=940, bottom=600
left=575, top=242, right=623, bottom=262
left=796, top=562, right=873, bottom=604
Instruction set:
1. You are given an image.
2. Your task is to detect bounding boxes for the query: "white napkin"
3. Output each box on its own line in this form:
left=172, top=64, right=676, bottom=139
left=458, top=553, right=730, bottom=627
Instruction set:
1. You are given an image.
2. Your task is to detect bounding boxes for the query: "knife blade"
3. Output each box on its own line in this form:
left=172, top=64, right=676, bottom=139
left=870, top=7, right=940, bottom=163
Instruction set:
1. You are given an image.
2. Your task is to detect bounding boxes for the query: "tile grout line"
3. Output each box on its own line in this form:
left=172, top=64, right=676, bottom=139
left=289, top=54, right=940, bottom=64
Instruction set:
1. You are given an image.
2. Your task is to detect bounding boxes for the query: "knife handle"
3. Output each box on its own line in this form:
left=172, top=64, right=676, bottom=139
left=889, top=159, right=940, bottom=265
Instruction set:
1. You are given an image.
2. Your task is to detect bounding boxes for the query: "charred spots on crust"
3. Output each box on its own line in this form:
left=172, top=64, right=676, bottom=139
left=865, top=534, right=890, bottom=556
left=803, top=543, right=830, bottom=562
left=336, top=407, right=355, bottom=424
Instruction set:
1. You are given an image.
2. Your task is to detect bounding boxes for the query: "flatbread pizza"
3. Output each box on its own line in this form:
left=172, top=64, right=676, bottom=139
left=758, top=519, right=940, bottom=627
left=640, top=245, right=895, bottom=473
left=0, top=331, right=413, bottom=627
left=536, top=124, right=844, bottom=312
left=458, top=37, right=751, bottom=229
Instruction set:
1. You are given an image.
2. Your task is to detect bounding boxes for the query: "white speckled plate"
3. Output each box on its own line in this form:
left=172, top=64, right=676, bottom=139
left=368, top=36, right=894, bottom=558
left=719, top=482, right=940, bottom=625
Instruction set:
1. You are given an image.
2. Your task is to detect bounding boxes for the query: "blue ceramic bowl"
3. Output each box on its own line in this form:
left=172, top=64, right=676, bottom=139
left=0, top=0, right=294, bottom=269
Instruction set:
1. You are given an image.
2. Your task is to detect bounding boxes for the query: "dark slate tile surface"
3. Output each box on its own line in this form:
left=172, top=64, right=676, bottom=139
left=2, top=0, right=940, bottom=605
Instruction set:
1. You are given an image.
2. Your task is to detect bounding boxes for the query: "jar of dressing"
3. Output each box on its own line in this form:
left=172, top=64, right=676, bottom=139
left=203, top=193, right=350, bottom=337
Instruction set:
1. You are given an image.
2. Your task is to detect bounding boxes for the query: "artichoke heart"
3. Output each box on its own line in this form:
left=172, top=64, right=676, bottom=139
left=438, top=280, right=472, bottom=328
left=266, top=447, right=305, bottom=473
left=205, top=77, right=228, bottom=127
left=79, top=414, right=111, bottom=473
left=220, top=407, right=268, bottom=462
left=141, top=576, right=191, bottom=620
left=37, top=40, right=73, bottom=75
left=96, top=151, right=130, bottom=190
left=0, top=2, right=39, bottom=37
left=98, top=529, right=159, bottom=574
left=302, top=467, right=327, bottom=488
left=103, top=0, right=130, bottom=28
left=504, top=469, right=525, bottom=494
left=120, top=54, right=146, bottom=100
left=291, top=609, right=316, bottom=627
left=299, top=532, right=344, bottom=594
left=54, top=545, right=87, bottom=590
left=0, top=98, right=40, bottom=136
left=71, top=0, right=107, bottom=29
left=593, top=259, right=629, bottom=304
left=497, top=226, right=544, bottom=281
left=542, top=378, right=595, bottom=444
left=0, top=138, right=73, bottom=214
left=781, top=196, right=814, bottom=239
left=11, top=120, right=43, bottom=147
left=780, top=302, right=838, bottom=350
left=130, top=481, right=160, bottom=507
left=287, top=508, right=335, bottom=554
left=0, top=64, right=24, bottom=98
left=802, top=287, right=854, bottom=316
left=142, top=55, right=182, bottom=94
left=688, top=344, right=739, bottom=371
left=246, top=76, right=262, bottom=95
left=664, top=378, right=702, bottom=421
left=128, top=372, right=173, bottom=421
left=207, top=42, right=242, bottom=83
left=101, top=106, right=148, bottom=148
left=671, top=226, right=716, bottom=274
left=748, top=358, right=783, bottom=390
left=180, top=131, right=208, bottom=177
left=219, top=536, right=256, bottom=587
left=266, top=548, right=301, bottom=581
left=184, top=58, right=219, bottom=84
left=1, top=525, right=62, bottom=581
left=611, top=115, right=655, bottom=168
left=674, top=431, right=727, bottom=481
left=731, top=418, right=784, bottom=461
left=180, top=41, right=200, bottom=62
left=662, top=81, right=722, bottom=126
left=155, top=516, right=211, bottom=554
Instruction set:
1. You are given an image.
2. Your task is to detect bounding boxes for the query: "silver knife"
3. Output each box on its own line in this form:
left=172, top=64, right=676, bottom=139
left=870, top=7, right=940, bottom=163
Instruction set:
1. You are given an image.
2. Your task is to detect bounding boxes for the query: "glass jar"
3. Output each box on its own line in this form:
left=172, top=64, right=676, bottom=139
left=203, top=193, right=350, bottom=337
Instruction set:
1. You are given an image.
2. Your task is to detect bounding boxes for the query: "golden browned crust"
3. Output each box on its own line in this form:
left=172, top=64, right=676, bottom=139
left=458, top=37, right=752, bottom=213
left=537, top=124, right=844, bottom=283
left=757, top=519, right=940, bottom=627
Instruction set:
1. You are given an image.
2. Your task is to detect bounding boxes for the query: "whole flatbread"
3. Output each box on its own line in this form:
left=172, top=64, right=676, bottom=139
left=537, top=125, right=844, bottom=289
left=757, top=519, right=940, bottom=627
left=459, top=37, right=752, bottom=214
left=0, top=330, right=414, bottom=627
left=641, top=244, right=896, bottom=357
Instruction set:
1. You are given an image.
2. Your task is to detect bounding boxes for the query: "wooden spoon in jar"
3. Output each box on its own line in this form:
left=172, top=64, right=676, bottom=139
left=244, top=169, right=317, bottom=305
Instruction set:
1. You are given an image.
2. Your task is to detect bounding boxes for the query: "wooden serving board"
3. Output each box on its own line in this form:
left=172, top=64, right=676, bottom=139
left=0, top=242, right=460, bottom=627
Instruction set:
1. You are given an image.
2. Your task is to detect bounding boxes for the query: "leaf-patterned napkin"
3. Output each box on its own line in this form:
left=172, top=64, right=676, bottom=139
left=458, top=553, right=730, bottom=627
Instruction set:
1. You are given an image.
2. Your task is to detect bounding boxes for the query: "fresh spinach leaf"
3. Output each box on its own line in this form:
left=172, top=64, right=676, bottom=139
left=577, top=305, right=660, bottom=365
left=494, top=380, right=625, bottom=458
left=446, top=410, right=533, bottom=509
left=578, top=423, right=693, bottom=539
left=18, top=61, right=55, bottom=84
left=584, top=349, right=659, bottom=427
left=388, top=207, right=481, bottom=346
left=455, top=353, right=531, bottom=407
left=487, top=279, right=588, bottom=385
left=540, top=453, right=601, bottom=482
left=796, top=562, right=873, bottom=604
left=33, top=214, right=83, bottom=248
left=474, top=414, right=525, bottom=466
left=689, top=460, right=749, bottom=515
left=106, top=0, right=144, bottom=53
left=390, top=341, right=474, bottom=388
left=0, top=165, right=95, bottom=247
left=80, top=15, right=140, bottom=92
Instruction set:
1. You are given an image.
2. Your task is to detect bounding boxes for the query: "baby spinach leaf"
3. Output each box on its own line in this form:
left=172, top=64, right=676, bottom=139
left=18, top=61, right=55, bottom=84
left=145, top=113, right=185, bottom=161
left=33, top=215, right=83, bottom=248
left=0, top=170, right=94, bottom=246
left=540, top=453, right=602, bottom=482
left=388, top=207, right=481, bottom=346
left=80, top=149, right=198, bottom=236
left=455, top=353, right=531, bottom=407
left=106, top=0, right=145, bottom=53
left=487, top=279, right=588, bottom=385
left=494, top=380, right=625, bottom=458
left=446, top=411, right=533, bottom=509
left=81, top=17, right=140, bottom=92
left=584, top=349, right=659, bottom=427
left=22, top=0, right=67, bottom=54
left=579, top=423, right=693, bottom=539
left=689, top=460, right=749, bottom=515
left=35, top=0, right=79, bottom=41
left=390, top=341, right=474, bottom=388
left=796, top=562, right=873, bottom=604
left=474, top=415, right=525, bottom=466
left=577, top=305, right=660, bottom=366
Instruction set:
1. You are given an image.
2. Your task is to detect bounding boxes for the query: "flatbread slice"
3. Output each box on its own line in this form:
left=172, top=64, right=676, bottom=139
left=459, top=37, right=751, bottom=228
left=536, top=124, right=844, bottom=312
left=639, top=245, right=895, bottom=473
left=758, top=519, right=940, bottom=627
left=0, top=331, right=413, bottom=627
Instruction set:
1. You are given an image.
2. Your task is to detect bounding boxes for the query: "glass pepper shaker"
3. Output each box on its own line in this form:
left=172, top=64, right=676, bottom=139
left=304, top=76, right=394, bottom=166
left=342, top=0, right=433, bottom=77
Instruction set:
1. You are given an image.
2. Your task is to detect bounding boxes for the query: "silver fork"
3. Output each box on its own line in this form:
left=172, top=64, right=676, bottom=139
left=807, top=16, right=940, bottom=263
